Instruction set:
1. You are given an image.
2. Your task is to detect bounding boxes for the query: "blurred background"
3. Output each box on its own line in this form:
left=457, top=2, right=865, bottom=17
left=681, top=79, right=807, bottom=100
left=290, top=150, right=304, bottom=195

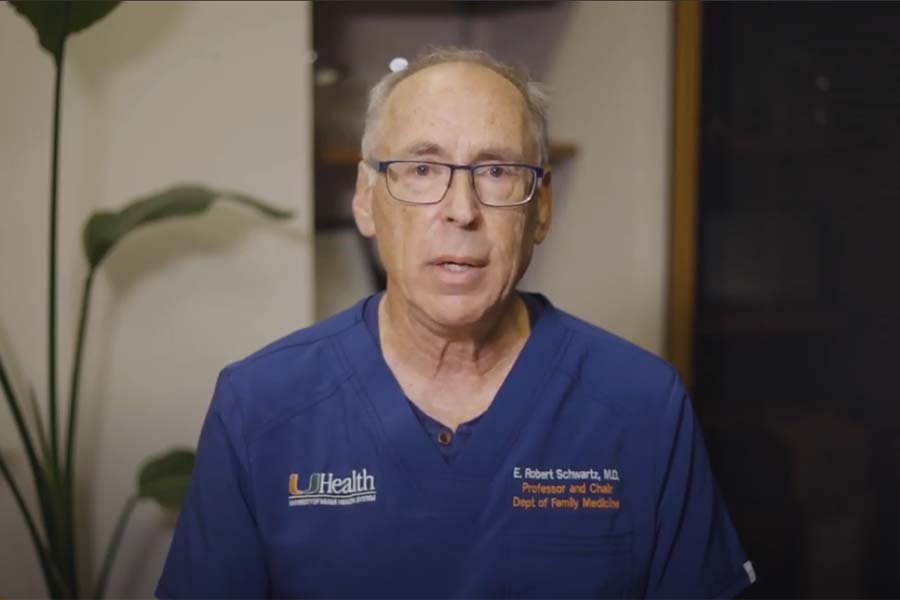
left=1, top=1, right=898, bottom=597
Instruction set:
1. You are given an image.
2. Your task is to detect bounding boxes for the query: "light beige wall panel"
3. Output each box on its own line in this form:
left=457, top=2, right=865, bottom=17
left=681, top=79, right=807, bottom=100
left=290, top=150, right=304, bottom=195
left=521, top=1, right=673, bottom=354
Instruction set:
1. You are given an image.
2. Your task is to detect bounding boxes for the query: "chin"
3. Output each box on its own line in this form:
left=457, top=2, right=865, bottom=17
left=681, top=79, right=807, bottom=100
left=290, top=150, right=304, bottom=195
left=419, top=291, right=494, bottom=329
left=418, top=287, right=516, bottom=332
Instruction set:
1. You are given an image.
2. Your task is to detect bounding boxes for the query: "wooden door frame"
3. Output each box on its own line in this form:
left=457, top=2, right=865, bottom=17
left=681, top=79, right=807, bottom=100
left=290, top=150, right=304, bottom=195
left=667, top=1, right=703, bottom=391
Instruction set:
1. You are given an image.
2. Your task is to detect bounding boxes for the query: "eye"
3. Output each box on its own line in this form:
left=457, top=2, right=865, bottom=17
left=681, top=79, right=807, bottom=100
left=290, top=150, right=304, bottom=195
left=487, top=165, right=508, bottom=178
left=414, top=163, right=432, bottom=176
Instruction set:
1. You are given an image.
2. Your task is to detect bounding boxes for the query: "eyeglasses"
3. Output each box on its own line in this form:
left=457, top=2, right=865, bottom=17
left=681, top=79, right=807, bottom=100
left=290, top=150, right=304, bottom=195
left=368, top=159, right=544, bottom=207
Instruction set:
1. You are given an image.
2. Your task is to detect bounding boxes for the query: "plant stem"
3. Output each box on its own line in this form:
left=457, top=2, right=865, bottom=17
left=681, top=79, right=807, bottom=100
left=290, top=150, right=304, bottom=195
left=49, top=4, right=77, bottom=595
left=0, top=354, right=44, bottom=497
left=28, top=385, right=52, bottom=466
left=65, top=270, right=95, bottom=482
left=92, top=495, right=138, bottom=599
left=62, top=268, right=94, bottom=597
left=0, top=453, right=69, bottom=598
left=48, top=0, right=71, bottom=471
left=48, top=462, right=72, bottom=598
left=0, top=353, right=59, bottom=582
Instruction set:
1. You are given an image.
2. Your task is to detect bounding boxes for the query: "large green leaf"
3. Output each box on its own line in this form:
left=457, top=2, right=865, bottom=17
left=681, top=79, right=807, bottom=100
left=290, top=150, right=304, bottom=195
left=10, top=1, right=120, bottom=62
left=137, top=448, right=195, bottom=512
left=82, top=184, right=293, bottom=267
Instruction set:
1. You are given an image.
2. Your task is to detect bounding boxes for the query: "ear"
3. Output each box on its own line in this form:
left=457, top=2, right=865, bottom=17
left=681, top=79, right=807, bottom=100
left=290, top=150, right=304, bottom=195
left=533, top=169, right=552, bottom=244
left=352, top=161, right=376, bottom=238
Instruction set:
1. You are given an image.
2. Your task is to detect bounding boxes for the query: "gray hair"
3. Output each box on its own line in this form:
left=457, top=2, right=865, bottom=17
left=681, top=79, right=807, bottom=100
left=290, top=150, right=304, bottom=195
left=360, top=47, right=550, bottom=167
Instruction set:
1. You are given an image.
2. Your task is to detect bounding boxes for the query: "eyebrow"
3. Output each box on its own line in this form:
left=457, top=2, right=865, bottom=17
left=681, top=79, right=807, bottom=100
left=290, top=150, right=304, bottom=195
left=473, top=147, right=525, bottom=163
left=395, top=141, right=525, bottom=163
left=397, top=141, right=446, bottom=159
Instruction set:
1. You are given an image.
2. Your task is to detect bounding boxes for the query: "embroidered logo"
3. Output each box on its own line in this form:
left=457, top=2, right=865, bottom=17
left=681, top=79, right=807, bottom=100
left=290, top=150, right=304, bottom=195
left=288, top=469, right=377, bottom=507
left=511, top=466, right=623, bottom=511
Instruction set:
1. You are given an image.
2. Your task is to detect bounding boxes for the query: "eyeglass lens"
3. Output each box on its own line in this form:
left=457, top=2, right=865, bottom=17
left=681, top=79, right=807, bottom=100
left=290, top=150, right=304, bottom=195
left=385, top=162, right=536, bottom=206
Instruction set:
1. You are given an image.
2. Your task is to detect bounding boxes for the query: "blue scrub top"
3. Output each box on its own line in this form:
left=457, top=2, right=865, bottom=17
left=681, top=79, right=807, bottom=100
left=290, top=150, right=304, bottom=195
left=158, top=293, right=754, bottom=598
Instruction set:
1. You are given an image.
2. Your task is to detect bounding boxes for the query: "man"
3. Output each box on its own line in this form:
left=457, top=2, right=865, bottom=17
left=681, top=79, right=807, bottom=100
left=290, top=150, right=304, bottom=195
left=158, top=48, right=754, bottom=598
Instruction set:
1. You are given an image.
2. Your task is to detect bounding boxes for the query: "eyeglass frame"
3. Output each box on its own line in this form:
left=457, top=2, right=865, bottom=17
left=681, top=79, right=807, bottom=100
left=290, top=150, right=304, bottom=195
left=366, top=158, right=546, bottom=207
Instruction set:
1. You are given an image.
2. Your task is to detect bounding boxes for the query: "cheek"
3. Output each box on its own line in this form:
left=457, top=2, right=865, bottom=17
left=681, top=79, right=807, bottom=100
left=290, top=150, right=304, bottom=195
left=374, top=201, right=422, bottom=271
left=492, top=214, right=531, bottom=273
left=372, top=200, right=399, bottom=267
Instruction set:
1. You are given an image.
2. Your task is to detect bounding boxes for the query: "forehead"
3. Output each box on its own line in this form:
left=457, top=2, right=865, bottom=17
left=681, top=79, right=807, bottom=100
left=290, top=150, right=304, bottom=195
left=378, top=62, right=533, bottom=159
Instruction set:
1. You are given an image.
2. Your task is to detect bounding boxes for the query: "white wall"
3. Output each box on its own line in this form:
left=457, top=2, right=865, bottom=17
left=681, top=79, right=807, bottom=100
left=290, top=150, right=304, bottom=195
left=519, top=1, right=673, bottom=354
left=0, top=2, right=313, bottom=597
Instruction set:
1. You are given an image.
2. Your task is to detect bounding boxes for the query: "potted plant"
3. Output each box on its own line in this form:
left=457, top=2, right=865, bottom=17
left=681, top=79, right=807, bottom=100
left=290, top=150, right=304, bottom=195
left=1, top=2, right=293, bottom=596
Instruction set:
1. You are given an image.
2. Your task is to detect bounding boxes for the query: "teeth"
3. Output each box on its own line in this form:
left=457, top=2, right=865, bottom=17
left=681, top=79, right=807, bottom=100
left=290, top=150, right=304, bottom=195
left=440, top=263, right=470, bottom=272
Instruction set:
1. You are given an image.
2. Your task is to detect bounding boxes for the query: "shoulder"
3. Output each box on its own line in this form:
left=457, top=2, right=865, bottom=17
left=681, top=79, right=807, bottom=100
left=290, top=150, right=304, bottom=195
left=210, top=296, right=372, bottom=439
left=535, top=295, right=684, bottom=417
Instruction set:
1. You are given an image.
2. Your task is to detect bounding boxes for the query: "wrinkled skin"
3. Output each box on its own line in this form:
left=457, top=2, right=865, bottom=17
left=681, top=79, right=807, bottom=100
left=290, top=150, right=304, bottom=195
left=353, top=62, right=551, bottom=338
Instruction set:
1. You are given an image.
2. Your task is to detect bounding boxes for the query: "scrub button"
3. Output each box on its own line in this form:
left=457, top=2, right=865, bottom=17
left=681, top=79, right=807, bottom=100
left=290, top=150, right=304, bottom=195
left=437, top=430, right=453, bottom=446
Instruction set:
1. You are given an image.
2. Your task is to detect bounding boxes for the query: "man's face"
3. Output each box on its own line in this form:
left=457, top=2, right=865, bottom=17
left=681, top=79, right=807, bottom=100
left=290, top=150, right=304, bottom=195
left=353, top=62, right=551, bottom=330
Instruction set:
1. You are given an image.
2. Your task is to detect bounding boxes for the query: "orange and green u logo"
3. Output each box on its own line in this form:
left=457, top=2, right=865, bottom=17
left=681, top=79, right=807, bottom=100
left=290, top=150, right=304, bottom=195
left=289, top=473, right=322, bottom=496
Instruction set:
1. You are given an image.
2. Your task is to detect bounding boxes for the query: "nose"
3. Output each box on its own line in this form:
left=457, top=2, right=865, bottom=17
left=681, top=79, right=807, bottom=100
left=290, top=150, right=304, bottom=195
left=439, top=167, right=481, bottom=227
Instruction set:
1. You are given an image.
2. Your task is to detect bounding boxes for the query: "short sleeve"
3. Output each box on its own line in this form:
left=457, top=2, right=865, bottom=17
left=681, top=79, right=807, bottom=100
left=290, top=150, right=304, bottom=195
left=156, top=370, right=269, bottom=598
left=645, top=375, right=755, bottom=598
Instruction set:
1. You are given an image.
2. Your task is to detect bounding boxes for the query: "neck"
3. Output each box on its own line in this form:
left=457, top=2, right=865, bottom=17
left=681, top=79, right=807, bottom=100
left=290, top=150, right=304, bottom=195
left=379, top=291, right=531, bottom=381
